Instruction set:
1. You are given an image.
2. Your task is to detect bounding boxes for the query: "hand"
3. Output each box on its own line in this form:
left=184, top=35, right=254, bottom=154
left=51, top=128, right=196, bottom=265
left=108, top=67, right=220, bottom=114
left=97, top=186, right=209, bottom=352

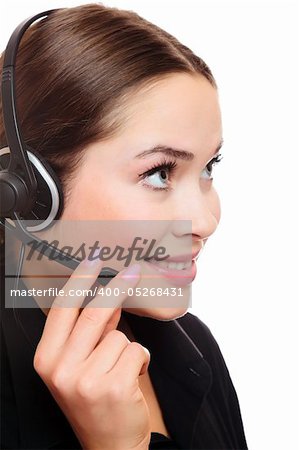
left=33, top=257, right=151, bottom=450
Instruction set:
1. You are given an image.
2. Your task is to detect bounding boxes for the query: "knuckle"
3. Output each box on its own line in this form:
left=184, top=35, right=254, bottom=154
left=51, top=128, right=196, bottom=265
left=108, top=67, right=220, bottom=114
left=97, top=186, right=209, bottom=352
left=75, top=377, right=95, bottom=402
left=80, top=308, right=98, bottom=325
left=128, top=341, right=146, bottom=356
left=126, top=342, right=151, bottom=368
left=33, top=349, right=48, bottom=375
left=50, top=368, right=69, bottom=392
left=106, top=329, right=130, bottom=344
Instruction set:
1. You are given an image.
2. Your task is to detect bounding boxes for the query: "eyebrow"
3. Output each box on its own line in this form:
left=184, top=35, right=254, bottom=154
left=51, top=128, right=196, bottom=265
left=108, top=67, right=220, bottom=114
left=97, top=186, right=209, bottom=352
left=134, top=139, right=224, bottom=161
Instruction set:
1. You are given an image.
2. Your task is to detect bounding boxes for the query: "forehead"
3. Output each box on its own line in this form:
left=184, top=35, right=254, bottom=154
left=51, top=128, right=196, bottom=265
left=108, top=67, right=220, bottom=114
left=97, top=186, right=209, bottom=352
left=116, top=73, right=222, bottom=151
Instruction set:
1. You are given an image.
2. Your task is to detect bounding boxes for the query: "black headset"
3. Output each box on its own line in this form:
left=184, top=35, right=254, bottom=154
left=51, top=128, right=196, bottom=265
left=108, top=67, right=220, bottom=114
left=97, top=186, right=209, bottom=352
left=0, top=10, right=118, bottom=285
left=0, top=10, right=64, bottom=232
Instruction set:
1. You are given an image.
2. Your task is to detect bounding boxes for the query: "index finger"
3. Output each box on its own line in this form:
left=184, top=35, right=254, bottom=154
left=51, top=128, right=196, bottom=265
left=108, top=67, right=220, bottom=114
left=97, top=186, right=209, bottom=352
left=36, top=256, right=105, bottom=357
left=38, top=258, right=141, bottom=361
left=58, top=262, right=142, bottom=364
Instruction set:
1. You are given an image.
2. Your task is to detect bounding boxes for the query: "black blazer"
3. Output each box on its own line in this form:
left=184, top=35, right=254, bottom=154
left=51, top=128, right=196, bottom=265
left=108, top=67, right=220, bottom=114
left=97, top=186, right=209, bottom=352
left=1, top=287, right=248, bottom=450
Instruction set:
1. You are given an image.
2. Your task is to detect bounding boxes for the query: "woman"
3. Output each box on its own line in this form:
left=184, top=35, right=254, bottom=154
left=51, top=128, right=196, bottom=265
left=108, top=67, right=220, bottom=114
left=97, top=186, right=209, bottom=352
left=0, top=3, right=248, bottom=449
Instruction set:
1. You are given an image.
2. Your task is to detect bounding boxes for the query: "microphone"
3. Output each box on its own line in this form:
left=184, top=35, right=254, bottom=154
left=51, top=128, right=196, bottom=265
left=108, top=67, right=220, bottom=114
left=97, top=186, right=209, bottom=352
left=0, top=214, right=119, bottom=287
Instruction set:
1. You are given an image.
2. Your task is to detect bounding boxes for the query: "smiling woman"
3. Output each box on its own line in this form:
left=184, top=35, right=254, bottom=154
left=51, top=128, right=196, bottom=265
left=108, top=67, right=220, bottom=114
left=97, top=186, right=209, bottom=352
left=0, top=3, right=248, bottom=450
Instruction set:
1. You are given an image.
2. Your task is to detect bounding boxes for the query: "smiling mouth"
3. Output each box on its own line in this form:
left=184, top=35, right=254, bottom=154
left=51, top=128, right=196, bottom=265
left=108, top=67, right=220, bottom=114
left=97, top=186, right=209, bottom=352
left=144, top=258, right=192, bottom=271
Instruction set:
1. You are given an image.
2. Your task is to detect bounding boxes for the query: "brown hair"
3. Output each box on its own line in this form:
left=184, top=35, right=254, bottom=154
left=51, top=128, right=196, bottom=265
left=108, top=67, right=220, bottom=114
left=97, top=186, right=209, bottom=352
left=0, top=2, right=217, bottom=208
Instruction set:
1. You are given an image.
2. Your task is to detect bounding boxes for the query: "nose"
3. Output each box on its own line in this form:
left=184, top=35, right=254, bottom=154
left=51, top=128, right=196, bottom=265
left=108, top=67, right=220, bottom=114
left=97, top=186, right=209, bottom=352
left=171, top=188, right=220, bottom=242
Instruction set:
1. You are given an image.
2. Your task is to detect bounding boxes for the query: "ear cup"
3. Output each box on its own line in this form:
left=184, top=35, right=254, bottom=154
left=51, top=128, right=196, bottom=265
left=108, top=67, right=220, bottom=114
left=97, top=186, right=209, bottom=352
left=0, top=145, right=64, bottom=232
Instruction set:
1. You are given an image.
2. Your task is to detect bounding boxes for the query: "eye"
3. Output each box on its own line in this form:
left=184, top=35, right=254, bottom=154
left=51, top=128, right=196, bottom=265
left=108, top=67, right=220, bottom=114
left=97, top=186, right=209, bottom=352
left=138, top=158, right=178, bottom=191
left=201, top=153, right=223, bottom=180
left=138, top=153, right=224, bottom=192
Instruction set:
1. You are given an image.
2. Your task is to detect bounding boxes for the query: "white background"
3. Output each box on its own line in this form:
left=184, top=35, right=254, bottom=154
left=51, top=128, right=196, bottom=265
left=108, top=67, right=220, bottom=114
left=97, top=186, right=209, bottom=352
left=1, top=1, right=298, bottom=449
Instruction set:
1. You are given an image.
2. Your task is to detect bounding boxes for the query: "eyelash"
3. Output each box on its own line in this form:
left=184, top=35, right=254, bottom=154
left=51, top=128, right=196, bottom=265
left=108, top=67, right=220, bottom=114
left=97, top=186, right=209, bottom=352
left=138, top=158, right=178, bottom=192
left=138, top=154, right=223, bottom=192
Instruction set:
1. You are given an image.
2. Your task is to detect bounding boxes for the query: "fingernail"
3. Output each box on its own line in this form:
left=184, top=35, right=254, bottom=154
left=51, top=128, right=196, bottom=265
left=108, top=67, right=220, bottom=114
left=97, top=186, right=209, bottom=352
left=120, top=263, right=141, bottom=280
left=84, top=248, right=102, bottom=266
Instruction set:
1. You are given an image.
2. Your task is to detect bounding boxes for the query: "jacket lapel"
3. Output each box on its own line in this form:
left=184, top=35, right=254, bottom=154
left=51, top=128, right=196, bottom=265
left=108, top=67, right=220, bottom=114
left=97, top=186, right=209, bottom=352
left=123, top=311, right=213, bottom=448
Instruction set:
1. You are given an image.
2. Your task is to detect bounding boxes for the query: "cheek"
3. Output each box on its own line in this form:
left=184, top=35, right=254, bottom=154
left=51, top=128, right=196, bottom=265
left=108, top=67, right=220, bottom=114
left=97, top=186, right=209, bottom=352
left=63, top=171, right=165, bottom=221
left=62, top=172, right=132, bottom=220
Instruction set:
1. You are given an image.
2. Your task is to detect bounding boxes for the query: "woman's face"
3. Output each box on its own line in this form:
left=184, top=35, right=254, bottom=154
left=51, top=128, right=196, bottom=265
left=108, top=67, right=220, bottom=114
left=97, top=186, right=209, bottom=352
left=61, top=73, right=223, bottom=320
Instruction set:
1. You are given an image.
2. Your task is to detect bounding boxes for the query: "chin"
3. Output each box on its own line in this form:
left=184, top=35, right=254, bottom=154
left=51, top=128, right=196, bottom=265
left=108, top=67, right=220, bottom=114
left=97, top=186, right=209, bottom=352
left=122, top=306, right=189, bottom=321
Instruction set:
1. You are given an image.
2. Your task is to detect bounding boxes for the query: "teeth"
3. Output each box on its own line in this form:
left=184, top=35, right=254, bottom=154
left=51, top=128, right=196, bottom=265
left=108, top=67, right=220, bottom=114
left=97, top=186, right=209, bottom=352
left=148, top=259, right=192, bottom=270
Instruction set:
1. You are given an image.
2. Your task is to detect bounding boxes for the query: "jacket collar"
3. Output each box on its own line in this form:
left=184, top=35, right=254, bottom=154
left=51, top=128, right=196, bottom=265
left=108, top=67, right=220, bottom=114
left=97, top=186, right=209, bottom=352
left=2, top=290, right=212, bottom=449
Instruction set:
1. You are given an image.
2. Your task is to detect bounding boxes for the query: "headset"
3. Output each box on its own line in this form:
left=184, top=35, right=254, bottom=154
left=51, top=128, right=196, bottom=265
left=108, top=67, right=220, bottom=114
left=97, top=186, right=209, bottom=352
left=0, top=9, right=118, bottom=286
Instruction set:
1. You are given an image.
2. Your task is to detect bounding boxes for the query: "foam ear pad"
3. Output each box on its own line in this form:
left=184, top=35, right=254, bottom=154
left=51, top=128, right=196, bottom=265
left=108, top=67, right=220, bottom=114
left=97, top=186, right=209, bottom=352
left=0, top=145, right=64, bottom=232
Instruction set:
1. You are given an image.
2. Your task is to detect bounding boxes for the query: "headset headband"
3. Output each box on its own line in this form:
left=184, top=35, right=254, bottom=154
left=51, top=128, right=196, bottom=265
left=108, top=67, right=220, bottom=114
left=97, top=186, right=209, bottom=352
left=1, top=10, right=58, bottom=217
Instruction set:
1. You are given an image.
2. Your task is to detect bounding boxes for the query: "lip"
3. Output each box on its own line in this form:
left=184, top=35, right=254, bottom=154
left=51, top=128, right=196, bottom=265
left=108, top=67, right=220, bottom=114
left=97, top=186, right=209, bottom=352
left=145, top=250, right=201, bottom=263
left=144, top=259, right=197, bottom=287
